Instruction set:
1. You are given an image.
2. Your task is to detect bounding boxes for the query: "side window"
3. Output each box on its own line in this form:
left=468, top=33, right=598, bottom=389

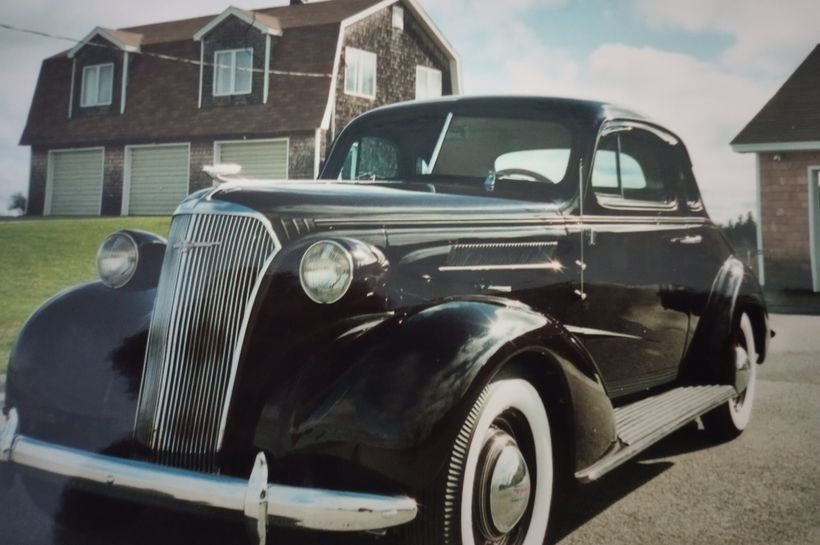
left=338, top=137, right=399, bottom=180
left=592, top=129, right=678, bottom=208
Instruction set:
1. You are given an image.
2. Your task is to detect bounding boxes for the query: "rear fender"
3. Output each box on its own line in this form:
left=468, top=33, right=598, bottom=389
left=683, top=256, right=769, bottom=384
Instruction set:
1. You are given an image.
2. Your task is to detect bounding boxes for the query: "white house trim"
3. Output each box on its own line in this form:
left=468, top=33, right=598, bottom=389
left=264, top=34, right=271, bottom=104
left=193, top=7, right=283, bottom=41
left=755, top=154, right=765, bottom=286
left=198, top=41, right=204, bottom=109
left=68, top=27, right=141, bottom=58
left=808, top=166, right=820, bottom=292
left=120, top=52, right=129, bottom=115
left=314, top=128, right=322, bottom=179
left=320, top=0, right=462, bottom=132
left=45, top=147, right=105, bottom=216
left=733, top=141, right=820, bottom=153
left=68, top=58, right=76, bottom=119
left=121, top=142, right=191, bottom=216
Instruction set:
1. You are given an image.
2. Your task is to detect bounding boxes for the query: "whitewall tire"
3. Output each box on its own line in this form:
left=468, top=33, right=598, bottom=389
left=703, top=313, right=757, bottom=438
left=415, top=377, right=554, bottom=545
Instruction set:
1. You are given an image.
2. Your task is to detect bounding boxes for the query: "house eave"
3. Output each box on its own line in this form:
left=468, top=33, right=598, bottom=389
left=732, top=141, right=820, bottom=153
left=193, top=6, right=283, bottom=41
left=68, top=27, right=142, bottom=58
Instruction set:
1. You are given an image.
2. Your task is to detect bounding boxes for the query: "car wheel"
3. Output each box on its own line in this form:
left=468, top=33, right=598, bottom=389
left=407, top=378, right=553, bottom=545
left=703, top=313, right=757, bottom=439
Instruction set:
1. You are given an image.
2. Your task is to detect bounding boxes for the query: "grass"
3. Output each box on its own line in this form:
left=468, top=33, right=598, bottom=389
left=0, top=217, right=171, bottom=374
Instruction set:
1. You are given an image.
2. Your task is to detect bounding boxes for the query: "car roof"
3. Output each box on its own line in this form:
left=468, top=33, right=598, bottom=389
left=358, top=95, right=652, bottom=125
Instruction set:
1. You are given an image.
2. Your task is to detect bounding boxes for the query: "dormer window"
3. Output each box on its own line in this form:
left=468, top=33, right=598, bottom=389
left=81, top=63, right=114, bottom=107
left=214, top=48, right=253, bottom=96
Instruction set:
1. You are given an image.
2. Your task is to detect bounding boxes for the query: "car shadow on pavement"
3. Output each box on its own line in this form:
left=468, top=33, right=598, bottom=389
left=547, top=421, right=724, bottom=544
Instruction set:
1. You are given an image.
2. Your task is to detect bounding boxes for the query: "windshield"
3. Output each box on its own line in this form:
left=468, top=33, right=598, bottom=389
left=325, top=109, right=580, bottom=203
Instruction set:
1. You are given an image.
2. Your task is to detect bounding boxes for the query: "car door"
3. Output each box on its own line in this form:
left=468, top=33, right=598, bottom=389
left=565, top=122, right=691, bottom=398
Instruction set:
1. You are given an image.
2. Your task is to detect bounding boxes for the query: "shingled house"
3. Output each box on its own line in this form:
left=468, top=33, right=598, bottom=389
left=20, top=0, right=461, bottom=216
left=732, top=44, right=820, bottom=292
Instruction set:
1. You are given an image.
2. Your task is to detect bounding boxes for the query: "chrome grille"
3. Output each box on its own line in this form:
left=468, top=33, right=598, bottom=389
left=134, top=212, right=277, bottom=472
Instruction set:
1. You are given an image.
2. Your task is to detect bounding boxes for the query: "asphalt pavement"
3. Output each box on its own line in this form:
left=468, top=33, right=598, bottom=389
left=0, top=314, right=818, bottom=545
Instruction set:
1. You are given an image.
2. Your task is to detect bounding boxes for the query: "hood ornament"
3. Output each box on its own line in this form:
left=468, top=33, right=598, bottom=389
left=203, top=163, right=242, bottom=185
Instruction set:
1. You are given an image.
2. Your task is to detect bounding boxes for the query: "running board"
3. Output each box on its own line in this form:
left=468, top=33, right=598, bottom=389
left=575, top=385, right=736, bottom=483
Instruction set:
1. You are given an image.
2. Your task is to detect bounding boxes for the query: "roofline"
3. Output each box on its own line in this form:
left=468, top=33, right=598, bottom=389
left=402, top=0, right=462, bottom=93
left=193, top=6, right=283, bottom=41
left=320, top=0, right=463, bottom=131
left=68, top=27, right=141, bottom=58
left=732, top=141, right=820, bottom=153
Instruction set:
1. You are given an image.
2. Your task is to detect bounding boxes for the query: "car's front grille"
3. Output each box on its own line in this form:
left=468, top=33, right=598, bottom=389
left=134, top=211, right=278, bottom=472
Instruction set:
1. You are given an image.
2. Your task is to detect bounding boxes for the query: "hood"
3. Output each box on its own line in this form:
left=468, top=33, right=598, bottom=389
left=195, top=180, right=562, bottom=225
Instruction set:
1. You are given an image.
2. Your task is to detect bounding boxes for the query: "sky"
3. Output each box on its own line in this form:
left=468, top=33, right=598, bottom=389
left=0, top=0, right=818, bottom=222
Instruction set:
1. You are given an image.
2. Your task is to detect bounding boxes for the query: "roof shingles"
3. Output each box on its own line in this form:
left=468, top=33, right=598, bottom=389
left=732, top=44, right=820, bottom=146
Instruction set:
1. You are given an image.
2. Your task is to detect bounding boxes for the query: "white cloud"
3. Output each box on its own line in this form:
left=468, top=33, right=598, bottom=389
left=629, top=0, right=820, bottom=77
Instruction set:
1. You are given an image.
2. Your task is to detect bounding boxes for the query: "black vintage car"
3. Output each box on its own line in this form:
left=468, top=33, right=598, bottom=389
left=1, top=97, right=769, bottom=545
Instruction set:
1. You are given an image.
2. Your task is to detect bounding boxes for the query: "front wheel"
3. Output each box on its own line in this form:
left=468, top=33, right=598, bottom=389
left=409, top=378, right=553, bottom=545
left=703, top=313, right=758, bottom=439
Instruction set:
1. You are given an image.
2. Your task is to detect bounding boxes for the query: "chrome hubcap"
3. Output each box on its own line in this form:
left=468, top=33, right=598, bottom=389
left=476, top=427, right=532, bottom=540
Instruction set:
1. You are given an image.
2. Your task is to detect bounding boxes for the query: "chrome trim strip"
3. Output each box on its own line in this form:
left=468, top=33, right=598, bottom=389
left=0, top=410, right=416, bottom=534
left=439, top=263, right=563, bottom=272
left=564, top=325, right=643, bottom=341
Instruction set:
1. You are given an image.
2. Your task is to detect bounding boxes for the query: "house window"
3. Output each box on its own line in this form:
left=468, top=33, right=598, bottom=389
left=213, top=48, right=253, bottom=96
left=344, top=47, right=377, bottom=99
left=415, top=66, right=442, bottom=100
left=392, top=5, right=405, bottom=30
left=80, top=63, right=114, bottom=107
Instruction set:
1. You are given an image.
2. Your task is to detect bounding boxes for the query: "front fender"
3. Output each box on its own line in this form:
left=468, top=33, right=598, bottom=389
left=6, top=281, right=154, bottom=453
left=255, top=298, right=614, bottom=488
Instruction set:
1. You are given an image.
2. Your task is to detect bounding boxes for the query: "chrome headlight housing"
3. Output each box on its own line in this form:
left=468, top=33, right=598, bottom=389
left=96, top=232, right=139, bottom=289
left=299, top=240, right=354, bottom=304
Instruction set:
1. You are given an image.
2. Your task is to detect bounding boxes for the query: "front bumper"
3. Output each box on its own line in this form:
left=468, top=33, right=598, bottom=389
left=0, top=408, right=416, bottom=543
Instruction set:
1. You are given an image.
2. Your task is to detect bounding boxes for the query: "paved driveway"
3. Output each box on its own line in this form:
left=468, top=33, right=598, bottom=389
left=1, top=315, right=818, bottom=545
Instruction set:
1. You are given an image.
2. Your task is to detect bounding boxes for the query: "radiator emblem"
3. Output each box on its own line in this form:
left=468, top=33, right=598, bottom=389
left=173, top=240, right=222, bottom=253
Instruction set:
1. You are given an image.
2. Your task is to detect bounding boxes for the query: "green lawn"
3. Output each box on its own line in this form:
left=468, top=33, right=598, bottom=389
left=0, top=217, right=170, bottom=374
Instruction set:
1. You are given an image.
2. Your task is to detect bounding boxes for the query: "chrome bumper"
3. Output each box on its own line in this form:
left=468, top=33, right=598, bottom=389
left=0, top=408, right=416, bottom=542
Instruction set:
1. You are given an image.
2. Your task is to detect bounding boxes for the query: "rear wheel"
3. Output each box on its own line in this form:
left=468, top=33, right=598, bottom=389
left=703, top=313, right=757, bottom=439
left=408, top=378, right=553, bottom=545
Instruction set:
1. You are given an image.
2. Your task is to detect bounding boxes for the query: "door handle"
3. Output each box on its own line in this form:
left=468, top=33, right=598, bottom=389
left=669, top=235, right=702, bottom=245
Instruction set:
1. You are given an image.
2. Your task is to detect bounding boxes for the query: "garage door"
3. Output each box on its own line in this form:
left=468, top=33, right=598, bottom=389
left=216, top=139, right=288, bottom=179
left=47, top=149, right=103, bottom=215
left=125, top=145, right=190, bottom=215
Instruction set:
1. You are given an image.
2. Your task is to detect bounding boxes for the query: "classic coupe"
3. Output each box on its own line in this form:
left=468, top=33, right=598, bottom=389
left=0, top=97, right=769, bottom=545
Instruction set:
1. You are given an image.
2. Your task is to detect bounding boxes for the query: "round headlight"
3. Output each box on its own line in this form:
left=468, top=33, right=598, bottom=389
left=299, top=240, right=354, bottom=304
left=96, top=232, right=139, bottom=288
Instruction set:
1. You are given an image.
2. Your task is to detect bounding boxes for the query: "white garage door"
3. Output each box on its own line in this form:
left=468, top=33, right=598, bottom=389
left=216, top=139, right=288, bottom=179
left=47, top=148, right=104, bottom=215
left=125, top=144, right=190, bottom=215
